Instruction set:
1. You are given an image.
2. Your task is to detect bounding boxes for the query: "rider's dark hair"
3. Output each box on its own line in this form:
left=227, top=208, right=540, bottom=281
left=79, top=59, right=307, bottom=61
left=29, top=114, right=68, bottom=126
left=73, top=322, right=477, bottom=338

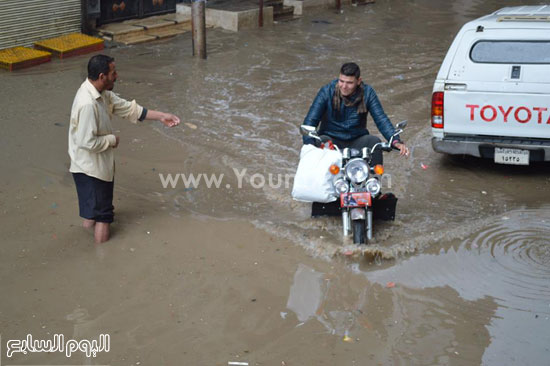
left=340, top=62, right=361, bottom=79
left=88, top=55, right=114, bottom=80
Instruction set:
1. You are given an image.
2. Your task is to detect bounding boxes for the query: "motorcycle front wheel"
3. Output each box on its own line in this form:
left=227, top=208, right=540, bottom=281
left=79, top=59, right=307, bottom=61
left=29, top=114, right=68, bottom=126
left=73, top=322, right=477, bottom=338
left=352, top=220, right=366, bottom=244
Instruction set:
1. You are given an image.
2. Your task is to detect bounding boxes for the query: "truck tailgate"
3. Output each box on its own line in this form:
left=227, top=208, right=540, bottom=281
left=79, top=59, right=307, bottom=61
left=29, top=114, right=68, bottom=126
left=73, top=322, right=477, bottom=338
left=444, top=91, right=550, bottom=139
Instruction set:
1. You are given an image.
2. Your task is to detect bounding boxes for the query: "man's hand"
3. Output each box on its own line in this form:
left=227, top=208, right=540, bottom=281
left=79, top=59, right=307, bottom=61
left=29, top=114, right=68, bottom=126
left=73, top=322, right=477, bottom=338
left=113, top=136, right=120, bottom=148
left=393, top=141, right=409, bottom=157
left=145, top=110, right=181, bottom=127
left=159, top=113, right=180, bottom=128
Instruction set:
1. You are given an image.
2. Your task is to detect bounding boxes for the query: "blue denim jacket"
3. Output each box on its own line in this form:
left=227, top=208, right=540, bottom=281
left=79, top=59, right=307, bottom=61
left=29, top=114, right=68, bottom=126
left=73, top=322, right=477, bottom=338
left=302, top=79, right=399, bottom=145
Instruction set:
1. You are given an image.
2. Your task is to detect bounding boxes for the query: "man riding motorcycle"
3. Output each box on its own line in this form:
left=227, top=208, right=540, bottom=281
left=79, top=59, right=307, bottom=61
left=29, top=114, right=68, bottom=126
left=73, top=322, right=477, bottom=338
left=302, top=62, right=410, bottom=163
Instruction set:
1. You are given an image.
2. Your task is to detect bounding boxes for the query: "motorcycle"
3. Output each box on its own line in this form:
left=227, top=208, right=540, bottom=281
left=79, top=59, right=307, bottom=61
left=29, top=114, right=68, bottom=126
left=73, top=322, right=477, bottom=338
left=299, top=121, right=407, bottom=244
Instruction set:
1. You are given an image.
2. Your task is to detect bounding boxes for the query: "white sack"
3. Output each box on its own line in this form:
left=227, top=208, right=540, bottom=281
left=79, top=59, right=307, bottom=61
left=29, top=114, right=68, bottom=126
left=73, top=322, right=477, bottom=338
left=292, top=144, right=342, bottom=203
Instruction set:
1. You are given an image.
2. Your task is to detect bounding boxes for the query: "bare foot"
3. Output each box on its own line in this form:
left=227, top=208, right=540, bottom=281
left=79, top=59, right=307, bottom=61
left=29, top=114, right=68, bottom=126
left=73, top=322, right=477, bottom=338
left=83, top=219, right=96, bottom=229
left=94, top=222, right=110, bottom=243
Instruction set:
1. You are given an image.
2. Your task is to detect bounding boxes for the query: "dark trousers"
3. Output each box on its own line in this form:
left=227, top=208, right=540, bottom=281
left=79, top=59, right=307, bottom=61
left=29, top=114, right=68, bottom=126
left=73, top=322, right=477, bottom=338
left=72, top=173, right=115, bottom=223
left=321, top=134, right=383, bottom=165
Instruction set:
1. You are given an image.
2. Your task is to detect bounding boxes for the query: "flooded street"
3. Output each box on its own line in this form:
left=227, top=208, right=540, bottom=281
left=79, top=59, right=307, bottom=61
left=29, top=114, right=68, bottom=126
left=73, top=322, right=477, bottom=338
left=1, top=0, right=549, bottom=365
left=143, top=0, right=550, bottom=255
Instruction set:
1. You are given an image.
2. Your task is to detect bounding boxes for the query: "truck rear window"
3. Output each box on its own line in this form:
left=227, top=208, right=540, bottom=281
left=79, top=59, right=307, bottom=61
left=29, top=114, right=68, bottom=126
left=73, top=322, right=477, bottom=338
left=470, top=41, right=550, bottom=64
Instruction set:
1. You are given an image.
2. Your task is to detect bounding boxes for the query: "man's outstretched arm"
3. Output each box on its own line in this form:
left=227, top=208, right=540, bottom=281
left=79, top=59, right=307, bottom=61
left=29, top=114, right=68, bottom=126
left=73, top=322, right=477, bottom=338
left=108, top=92, right=180, bottom=127
left=142, top=109, right=181, bottom=127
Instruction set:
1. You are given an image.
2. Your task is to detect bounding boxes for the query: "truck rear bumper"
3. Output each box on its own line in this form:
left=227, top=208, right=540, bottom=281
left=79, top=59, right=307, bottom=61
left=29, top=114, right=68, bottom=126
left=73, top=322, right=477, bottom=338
left=432, top=136, right=550, bottom=161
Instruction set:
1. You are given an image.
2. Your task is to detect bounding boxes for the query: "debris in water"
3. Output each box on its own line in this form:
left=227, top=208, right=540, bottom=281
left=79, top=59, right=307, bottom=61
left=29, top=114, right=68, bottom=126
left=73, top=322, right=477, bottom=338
left=312, top=20, right=332, bottom=24
left=344, top=250, right=354, bottom=256
left=280, top=312, right=287, bottom=319
left=343, top=335, right=353, bottom=342
left=228, top=362, right=248, bottom=366
left=481, top=191, right=487, bottom=195
left=51, top=203, right=57, bottom=209
left=386, top=282, right=396, bottom=288
left=185, top=122, right=197, bottom=130
left=394, top=74, right=405, bottom=80
left=421, top=163, right=428, bottom=170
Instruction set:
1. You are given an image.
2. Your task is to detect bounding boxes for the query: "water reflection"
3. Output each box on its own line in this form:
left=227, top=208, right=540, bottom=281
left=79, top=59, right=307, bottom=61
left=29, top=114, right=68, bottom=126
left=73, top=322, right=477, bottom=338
left=286, top=262, right=494, bottom=364
left=287, top=264, right=360, bottom=337
left=287, top=264, right=327, bottom=323
left=362, top=207, right=550, bottom=366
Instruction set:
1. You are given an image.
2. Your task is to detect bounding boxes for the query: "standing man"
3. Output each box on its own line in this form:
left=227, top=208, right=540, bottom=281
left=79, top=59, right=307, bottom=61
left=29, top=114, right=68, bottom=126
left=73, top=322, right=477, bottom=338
left=69, top=54, right=180, bottom=243
left=302, top=62, right=409, bottom=164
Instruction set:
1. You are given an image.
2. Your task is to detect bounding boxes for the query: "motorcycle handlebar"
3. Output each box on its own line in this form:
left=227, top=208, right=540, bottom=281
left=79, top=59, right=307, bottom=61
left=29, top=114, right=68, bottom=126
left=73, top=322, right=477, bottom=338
left=301, top=122, right=405, bottom=154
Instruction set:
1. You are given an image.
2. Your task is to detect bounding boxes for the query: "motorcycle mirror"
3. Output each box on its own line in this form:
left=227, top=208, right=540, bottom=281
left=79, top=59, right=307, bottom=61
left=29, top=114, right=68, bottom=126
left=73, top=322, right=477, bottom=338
left=395, top=120, right=408, bottom=130
left=300, top=125, right=318, bottom=137
left=343, top=148, right=350, bottom=159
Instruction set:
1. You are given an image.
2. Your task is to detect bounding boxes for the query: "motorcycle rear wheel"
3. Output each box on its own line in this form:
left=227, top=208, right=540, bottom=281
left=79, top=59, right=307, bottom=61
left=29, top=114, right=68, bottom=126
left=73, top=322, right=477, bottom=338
left=352, top=220, right=366, bottom=244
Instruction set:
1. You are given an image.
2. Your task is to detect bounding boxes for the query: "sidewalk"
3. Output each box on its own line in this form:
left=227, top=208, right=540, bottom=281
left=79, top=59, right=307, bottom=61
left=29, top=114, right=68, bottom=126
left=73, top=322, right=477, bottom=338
left=97, top=13, right=192, bottom=45
left=96, top=0, right=374, bottom=45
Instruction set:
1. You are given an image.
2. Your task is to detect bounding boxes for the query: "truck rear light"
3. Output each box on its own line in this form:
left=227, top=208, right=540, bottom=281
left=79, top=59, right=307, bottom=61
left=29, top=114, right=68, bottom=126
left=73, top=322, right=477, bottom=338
left=431, top=92, right=444, bottom=128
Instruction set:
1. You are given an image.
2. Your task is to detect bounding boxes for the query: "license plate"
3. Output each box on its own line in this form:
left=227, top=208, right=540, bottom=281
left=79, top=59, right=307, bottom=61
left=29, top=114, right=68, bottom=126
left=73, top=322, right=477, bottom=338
left=494, top=147, right=529, bottom=165
left=340, top=192, right=371, bottom=208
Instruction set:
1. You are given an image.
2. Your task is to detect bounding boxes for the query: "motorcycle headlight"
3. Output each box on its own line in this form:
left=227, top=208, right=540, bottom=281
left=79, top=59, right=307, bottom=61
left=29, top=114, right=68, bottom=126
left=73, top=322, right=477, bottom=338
left=345, top=159, right=369, bottom=184
left=334, top=178, right=349, bottom=194
left=366, top=178, right=381, bottom=196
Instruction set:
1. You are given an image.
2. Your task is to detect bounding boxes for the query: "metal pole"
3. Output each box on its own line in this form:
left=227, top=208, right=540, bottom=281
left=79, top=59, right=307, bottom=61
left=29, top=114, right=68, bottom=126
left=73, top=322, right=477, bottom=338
left=192, top=0, right=207, bottom=59
left=259, top=0, right=264, bottom=27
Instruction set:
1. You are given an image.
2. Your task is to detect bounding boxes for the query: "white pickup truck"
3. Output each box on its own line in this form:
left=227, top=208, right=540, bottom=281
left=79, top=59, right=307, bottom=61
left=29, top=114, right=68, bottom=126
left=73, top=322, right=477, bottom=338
left=431, top=6, right=550, bottom=165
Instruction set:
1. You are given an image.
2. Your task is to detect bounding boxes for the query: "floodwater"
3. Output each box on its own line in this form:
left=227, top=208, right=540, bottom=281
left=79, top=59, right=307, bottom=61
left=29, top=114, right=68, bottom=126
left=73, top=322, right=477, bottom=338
left=2, top=0, right=549, bottom=365
left=144, top=0, right=550, bottom=363
left=144, top=0, right=550, bottom=253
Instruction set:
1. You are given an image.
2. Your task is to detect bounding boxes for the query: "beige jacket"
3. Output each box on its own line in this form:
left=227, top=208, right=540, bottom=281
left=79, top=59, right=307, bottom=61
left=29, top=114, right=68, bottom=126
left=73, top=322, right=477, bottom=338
left=68, top=79, right=144, bottom=182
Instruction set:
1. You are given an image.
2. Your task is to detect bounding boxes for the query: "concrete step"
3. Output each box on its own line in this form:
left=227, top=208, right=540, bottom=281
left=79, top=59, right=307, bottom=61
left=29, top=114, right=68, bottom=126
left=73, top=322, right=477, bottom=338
left=274, top=5, right=295, bottom=21
left=113, top=24, right=190, bottom=45
left=352, top=0, right=376, bottom=5
left=112, top=34, right=158, bottom=45
left=265, top=0, right=284, bottom=11
left=98, top=14, right=191, bottom=45
left=177, top=3, right=274, bottom=32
